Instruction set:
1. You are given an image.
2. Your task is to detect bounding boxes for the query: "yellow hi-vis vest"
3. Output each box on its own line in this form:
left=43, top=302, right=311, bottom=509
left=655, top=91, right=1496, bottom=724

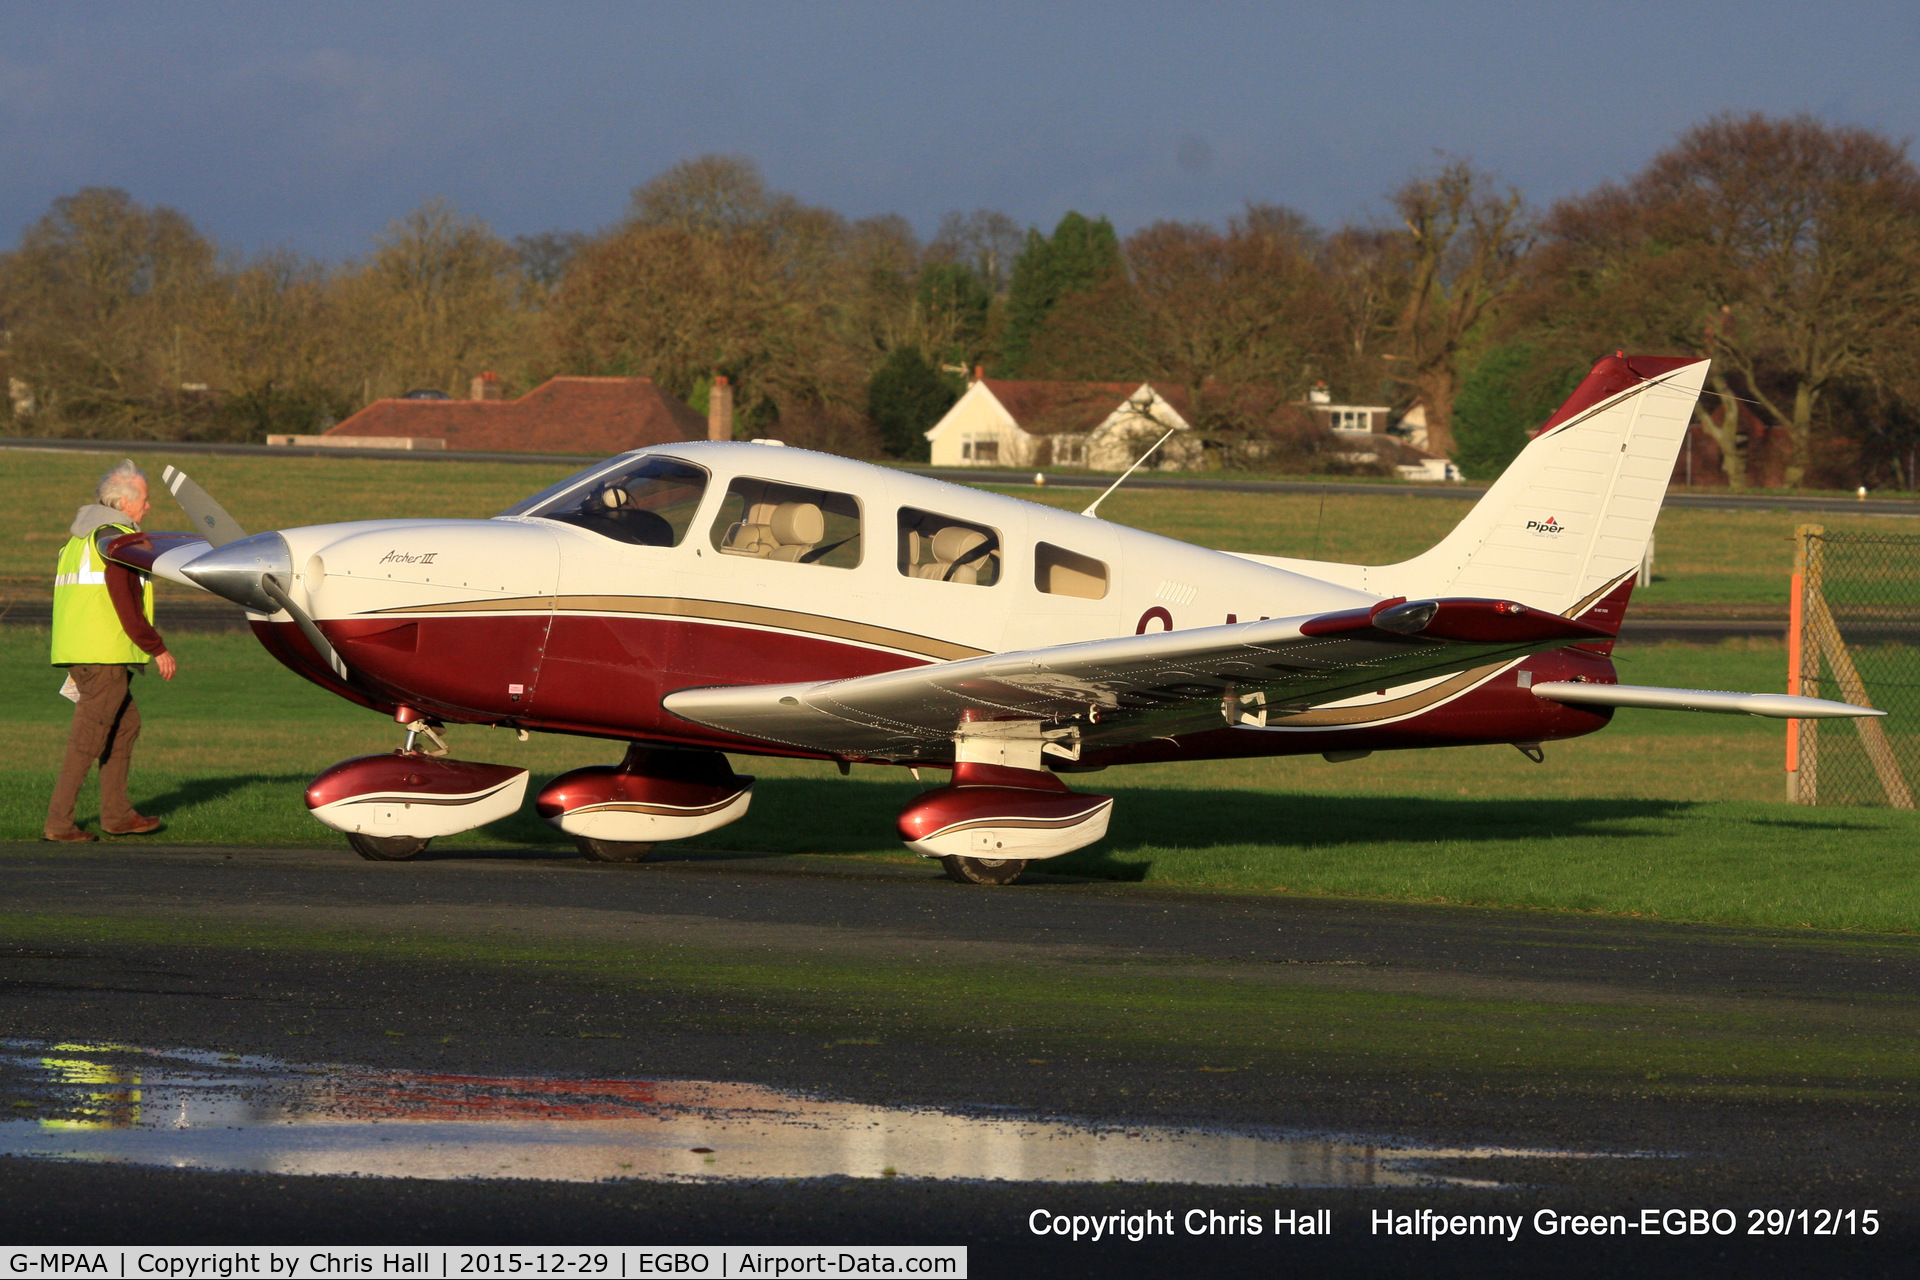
left=51, top=522, right=153, bottom=666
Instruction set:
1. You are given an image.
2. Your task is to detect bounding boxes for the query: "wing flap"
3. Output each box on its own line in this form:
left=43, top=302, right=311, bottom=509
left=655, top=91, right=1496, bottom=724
left=665, top=597, right=1614, bottom=760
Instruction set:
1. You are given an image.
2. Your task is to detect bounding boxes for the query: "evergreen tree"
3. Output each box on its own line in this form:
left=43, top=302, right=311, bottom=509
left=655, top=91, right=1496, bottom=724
left=998, top=212, right=1123, bottom=374
left=866, top=345, right=956, bottom=460
left=1452, top=344, right=1579, bottom=481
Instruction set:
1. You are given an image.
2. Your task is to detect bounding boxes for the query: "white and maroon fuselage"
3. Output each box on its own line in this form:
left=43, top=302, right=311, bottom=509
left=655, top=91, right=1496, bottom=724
left=242, top=441, right=1616, bottom=769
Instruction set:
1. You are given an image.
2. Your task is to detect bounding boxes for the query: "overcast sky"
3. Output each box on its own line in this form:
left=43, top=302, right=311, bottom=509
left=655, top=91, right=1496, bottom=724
left=4, top=1, right=1918, bottom=259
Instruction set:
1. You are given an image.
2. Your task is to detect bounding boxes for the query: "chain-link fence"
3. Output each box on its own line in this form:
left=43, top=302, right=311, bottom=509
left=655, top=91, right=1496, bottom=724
left=1789, top=526, right=1920, bottom=807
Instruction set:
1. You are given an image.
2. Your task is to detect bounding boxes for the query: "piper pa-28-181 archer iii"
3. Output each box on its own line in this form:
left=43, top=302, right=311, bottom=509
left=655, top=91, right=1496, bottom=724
left=107, top=353, right=1879, bottom=884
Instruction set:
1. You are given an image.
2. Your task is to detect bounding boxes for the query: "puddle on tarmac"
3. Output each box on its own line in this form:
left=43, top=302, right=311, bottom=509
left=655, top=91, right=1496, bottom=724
left=0, top=1040, right=1651, bottom=1186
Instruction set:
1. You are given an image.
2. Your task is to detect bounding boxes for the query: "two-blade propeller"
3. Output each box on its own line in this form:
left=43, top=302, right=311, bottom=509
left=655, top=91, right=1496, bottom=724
left=161, top=465, right=248, bottom=548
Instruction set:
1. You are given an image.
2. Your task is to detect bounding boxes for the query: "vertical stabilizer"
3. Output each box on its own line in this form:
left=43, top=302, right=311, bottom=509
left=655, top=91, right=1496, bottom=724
left=1367, top=355, right=1708, bottom=614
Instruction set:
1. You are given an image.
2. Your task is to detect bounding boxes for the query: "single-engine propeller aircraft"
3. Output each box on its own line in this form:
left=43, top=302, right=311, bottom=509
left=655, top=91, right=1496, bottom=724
left=105, top=354, right=1879, bottom=883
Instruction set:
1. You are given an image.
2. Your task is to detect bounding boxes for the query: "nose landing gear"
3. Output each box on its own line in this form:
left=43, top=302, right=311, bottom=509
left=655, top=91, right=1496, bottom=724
left=306, top=753, right=531, bottom=861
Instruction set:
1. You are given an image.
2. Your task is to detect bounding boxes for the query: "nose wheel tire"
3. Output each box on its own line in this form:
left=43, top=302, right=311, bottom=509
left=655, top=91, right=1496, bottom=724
left=940, top=855, right=1027, bottom=886
left=575, top=836, right=654, bottom=863
left=346, top=833, right=431, bottom=861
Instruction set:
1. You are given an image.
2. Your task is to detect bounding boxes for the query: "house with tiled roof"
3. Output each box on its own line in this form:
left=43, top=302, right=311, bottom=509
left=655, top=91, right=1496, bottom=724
left=310, top=375, right=707, bottom=454
left=925, top=375, right=1201, bottom=471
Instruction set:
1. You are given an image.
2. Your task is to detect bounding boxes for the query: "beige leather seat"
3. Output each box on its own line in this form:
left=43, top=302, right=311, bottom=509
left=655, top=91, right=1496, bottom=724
left=722, top=502, right=780, bottom=557
left=723, top=499, right=828, bottom=562
left=916, top=526, right=993, bottom=583
left=765, top=502, right=825, bottom=562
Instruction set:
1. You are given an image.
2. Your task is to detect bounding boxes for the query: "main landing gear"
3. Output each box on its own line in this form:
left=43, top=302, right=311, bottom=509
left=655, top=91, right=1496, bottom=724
left=536, top=745, right=755, bottom=861
left=938, top=854, right=1028, bottom=886
left=345, top=832, right=431, bottom=861
left=897, top=759, right=1113, bottom=887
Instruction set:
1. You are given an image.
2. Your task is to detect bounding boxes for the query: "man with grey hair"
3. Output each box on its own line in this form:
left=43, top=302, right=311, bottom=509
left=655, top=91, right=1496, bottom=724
left=46, top=459, right=178, bottom=841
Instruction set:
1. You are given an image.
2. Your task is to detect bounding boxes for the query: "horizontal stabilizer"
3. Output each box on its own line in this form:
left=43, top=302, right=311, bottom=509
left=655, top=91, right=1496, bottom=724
left=1531, top=682, right=1884, bottom=720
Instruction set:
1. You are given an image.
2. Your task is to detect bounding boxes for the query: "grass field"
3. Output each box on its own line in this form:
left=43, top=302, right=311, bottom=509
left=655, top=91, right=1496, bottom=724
left=4, top=446, right=1910, bottom=608
left=7, top=625, right=1918, bottom=934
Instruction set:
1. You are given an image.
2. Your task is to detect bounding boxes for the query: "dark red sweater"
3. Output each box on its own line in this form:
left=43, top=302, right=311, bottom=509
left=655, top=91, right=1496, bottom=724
left=96, top=532, right=168, bottom=658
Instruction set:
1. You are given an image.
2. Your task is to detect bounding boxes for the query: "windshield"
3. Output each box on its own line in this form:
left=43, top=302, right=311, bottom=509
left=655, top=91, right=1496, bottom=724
left=502, top=455, right=709, bottom=547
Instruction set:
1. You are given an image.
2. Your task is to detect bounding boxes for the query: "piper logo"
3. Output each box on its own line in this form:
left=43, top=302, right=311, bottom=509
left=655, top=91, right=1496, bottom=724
left=1525, top=516, right=1567, bottom=536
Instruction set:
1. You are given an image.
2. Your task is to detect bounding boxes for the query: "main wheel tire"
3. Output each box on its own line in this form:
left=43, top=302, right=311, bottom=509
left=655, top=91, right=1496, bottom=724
left=346, top=832, right=430, bottom=861
left=575, top=836, right=654, bottom=863
left=940, top=855, right=1027, bottom=886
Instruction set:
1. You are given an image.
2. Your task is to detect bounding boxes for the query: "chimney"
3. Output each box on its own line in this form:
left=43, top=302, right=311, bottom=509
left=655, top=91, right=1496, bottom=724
left=469, top=371, right=502, bottom=401
left=707, top=375, right=734, bottom=441
left=972, top=365, right=984, bottom=383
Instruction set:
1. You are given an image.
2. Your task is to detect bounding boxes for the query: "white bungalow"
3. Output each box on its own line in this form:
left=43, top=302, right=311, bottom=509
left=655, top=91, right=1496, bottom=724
left=925, top=377, right=1201, bottom=472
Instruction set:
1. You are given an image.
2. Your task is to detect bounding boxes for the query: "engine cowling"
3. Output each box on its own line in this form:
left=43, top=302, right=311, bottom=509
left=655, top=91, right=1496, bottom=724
left=897, top=762, right=1112, bottom=860
left=536, top=747, right=754, bottom=843
left=306, top=753, right=529, bottom=838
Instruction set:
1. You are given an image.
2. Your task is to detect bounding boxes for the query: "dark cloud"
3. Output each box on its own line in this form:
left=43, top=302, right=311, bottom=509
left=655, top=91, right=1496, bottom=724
left=1176, top=135, right=1214, bottom=178
left=2, top=1, right=1916, bottom=257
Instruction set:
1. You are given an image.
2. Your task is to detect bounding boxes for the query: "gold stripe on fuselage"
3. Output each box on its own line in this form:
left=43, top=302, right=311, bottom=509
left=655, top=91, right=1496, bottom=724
left=361, top=594, right=988, bottom=663
left=1265, top=661, right=1507, bottom=728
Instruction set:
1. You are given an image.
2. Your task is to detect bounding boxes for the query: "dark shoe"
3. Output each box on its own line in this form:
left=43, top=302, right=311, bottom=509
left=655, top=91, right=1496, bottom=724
left=43, top=827, right=98, bottom=843
left=102, top=814, right=163, bottom=835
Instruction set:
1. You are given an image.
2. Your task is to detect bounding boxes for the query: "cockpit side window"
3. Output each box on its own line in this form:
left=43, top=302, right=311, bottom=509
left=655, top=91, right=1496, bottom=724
left=509, top=456, right=709, bottom=547
left=709, top=477, right=862, bottom=569
left=897, top=507, right=1000, bottom=586
left=1034, top=541, right=1109, bottom=599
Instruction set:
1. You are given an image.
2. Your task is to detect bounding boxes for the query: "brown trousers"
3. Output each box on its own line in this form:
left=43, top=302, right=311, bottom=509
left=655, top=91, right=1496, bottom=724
left=46, top=663, right=144, bottom=836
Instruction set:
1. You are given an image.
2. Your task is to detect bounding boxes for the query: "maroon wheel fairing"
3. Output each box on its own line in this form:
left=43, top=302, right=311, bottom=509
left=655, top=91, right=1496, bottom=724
left=306, top=754, right=527, bottom=810
left=898, top=761, right=1113, bottom=863
left=536, top=747, right=755, bottom=845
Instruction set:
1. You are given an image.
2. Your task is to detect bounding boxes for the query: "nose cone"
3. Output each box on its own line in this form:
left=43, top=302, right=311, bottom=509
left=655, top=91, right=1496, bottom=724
left=181, top=531, right=292, bottom=613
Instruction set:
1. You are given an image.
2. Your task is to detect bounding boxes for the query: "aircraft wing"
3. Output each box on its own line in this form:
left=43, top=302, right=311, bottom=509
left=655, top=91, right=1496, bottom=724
left=663, top=597, right=1614, bottom=760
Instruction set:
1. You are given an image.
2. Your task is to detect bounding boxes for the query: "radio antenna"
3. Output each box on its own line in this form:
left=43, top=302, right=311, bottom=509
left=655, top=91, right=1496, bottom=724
left=1081, top=427, right=1178, bottom=519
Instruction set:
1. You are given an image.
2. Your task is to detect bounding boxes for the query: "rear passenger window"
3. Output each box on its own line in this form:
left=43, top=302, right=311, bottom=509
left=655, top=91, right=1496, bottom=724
left=898, top=508, right=1000, bottom=586
left=709, top=477, right=862, bottom=568
left=1034, top=542, right=1108, bottom=599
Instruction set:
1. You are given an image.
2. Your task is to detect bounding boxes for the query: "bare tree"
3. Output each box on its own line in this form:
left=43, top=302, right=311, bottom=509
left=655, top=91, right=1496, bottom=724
left=1526, top=115, right=1920, bottom=488
left=929, top=209, right=1024, bottom=294
left=1386, top=161, right=1532, bottom=458
left=629, top=154, right=785, bottom=236
left=0, top=188, right=216, bottom=437
left=199, top=249, right=343, bottom=439
left=1317, top=226, right=1401, bottom=401
left=546, top=225, right=794, bottom=406
left=334, top=199, right=522, bottom=399
left=1645, top=114, right=1920, bottom=487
